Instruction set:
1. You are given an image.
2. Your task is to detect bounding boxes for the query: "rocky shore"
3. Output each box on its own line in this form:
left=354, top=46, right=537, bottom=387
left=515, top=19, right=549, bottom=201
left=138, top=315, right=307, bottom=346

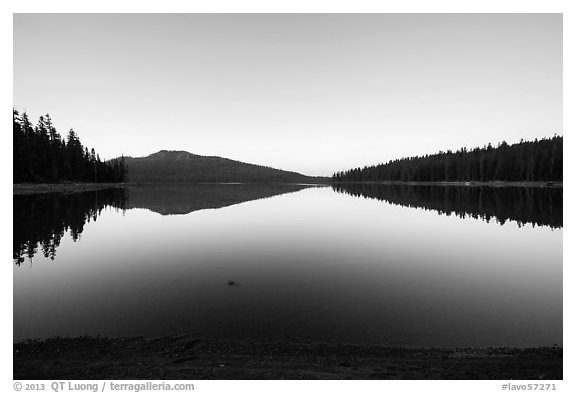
left=13, top=336, right=563, bottom=380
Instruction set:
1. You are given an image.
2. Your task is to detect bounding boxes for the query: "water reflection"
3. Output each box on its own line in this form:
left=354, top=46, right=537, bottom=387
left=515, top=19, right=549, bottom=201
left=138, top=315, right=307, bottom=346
left=13, top=184, right=310, bottom=264
left=332, top=183, right=562, bottom=229
left=127, top=184, right=310, bottom=215
left=13, top=185, right=562, bottom=347
left=13, top=188, right=128, bottom=265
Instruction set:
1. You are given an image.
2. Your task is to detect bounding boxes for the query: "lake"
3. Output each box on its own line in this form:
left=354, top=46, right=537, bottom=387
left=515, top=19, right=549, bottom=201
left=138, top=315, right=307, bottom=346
left=13, top=184, right=562, bottom=348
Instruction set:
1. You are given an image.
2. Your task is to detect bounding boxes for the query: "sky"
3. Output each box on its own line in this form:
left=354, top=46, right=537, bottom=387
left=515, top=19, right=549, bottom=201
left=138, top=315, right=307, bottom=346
left=13, top=13, right=562, bottom=176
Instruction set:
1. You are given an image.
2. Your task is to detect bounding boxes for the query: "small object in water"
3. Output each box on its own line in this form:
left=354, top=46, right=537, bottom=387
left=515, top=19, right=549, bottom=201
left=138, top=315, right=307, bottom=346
left=546, top=182, right=555, bottom=187
left=227, top=280, right=237, bottom=286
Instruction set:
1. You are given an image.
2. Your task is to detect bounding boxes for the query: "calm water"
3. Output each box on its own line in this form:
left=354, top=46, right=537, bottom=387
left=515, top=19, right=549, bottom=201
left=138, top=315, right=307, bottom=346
left=13, top=184, right=562, bottom=347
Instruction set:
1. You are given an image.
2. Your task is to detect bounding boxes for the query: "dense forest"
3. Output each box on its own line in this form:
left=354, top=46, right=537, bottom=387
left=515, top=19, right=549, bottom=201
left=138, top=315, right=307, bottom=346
left=332, top=136, right=562, bottom=183
left=13, top=109, right=127, bottom=183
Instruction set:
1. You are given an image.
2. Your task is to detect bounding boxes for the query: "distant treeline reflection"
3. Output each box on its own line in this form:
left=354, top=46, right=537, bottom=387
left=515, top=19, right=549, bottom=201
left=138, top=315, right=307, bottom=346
left=13, top=188, right=128, bottom=265
left=332, top=183, right=562, bottom=229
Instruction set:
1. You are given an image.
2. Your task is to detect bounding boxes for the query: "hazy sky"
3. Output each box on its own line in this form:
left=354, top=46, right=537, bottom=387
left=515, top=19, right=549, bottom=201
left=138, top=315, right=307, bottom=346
left=13, top=14, right=562, bottom=176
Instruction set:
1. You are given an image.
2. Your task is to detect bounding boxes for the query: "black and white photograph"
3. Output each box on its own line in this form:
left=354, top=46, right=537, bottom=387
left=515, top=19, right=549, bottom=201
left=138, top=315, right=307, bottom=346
left=8, top=4, right=571, bottom=390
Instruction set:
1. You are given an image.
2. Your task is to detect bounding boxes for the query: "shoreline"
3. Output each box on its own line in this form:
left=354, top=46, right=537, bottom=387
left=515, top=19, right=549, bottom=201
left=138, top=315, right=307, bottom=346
left=13, top=180, right=562, bottom=195
left=330, top=180, right=563, bottom=188
left=13, top=335, right=562, bottom=380
left=13, top=182, right=128, bottom=195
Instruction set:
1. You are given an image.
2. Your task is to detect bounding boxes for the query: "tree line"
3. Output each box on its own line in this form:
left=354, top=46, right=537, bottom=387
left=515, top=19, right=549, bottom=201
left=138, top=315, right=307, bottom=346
left=332, top=136, right=562, bottom=183
left=13, top=109, right=127, bottom=183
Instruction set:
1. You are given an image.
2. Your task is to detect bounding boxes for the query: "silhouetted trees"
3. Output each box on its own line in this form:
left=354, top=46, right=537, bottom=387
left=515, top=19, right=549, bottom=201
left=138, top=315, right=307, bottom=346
left=332, top=136, right=563, bottom=183
left=13, top=109, right=127, bottom=183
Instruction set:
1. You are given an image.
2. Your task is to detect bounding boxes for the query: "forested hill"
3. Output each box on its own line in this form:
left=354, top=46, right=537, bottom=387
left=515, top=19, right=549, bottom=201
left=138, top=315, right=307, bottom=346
left=124, top=150, right=323, bottom=183
left=333, top=136, right=562, bottom=183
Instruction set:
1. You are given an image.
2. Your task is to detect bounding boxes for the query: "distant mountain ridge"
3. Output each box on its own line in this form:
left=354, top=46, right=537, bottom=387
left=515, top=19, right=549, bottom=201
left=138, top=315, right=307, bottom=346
left=123, top=150, right=325, bottom=183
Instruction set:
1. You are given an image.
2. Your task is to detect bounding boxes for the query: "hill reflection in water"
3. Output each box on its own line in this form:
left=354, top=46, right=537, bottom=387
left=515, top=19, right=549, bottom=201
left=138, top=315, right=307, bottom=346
left=13, top=184, right=310, bottom=264
left=14, top=183, right=561, bottom=265
left=126, top=183, right=310, bottom=215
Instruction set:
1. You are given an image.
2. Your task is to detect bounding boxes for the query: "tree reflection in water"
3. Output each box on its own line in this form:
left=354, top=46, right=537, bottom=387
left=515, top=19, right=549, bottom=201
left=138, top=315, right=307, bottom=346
left=13, top=184, right=310, bottom=265
left=13, top=188, right=128, bottom=265
left=332, top=183, right=562, bottom=229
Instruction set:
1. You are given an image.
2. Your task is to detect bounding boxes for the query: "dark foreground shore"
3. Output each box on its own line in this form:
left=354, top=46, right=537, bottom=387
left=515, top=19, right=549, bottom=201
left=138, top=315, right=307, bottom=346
left=14, top=336, right=562, bottom=380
